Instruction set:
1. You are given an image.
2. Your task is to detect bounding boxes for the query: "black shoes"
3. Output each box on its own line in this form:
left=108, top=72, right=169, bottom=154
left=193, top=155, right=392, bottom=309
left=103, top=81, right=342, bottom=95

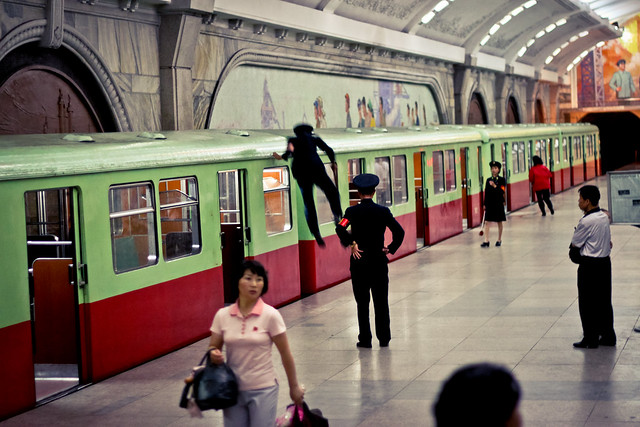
left=480, top=242, right=490, bottom=248
left=495, top=241, right=501, bottom=247
left=379, top=341, right=389, bottom=347
left=550, top=207, right=555, bottom=215
left=599, top=338, right=616, bottom=346
left=573, top=340, right=599, bottom=349
left=542, top=211, right=546, bottom=216
left=356, top=342, right=372, bottom=348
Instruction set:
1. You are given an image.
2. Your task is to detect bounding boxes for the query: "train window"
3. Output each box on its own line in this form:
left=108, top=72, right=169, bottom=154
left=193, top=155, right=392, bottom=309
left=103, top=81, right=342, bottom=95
left=374, top=157, right=392, bottom=207
left=317, top=162, right=338, bottom=224
left=263, top=167, right=292, bottom=235
left=518, top=142, right=526, bottom=172
left=574, top=137, right=582, bottom=160
left=562, top=137, right=568, bottom=163
left=392, top=155, right=408, bottom=205
left=511, top=143, right=519, bottom=173
left=554, top=138, right=560, bottom=164
left=219, top=171, right=240, bottom=224
left=445, top=150, right=456, bottom=192
left=433, top=151, right=445, bottom=194
left=159, top=177, right=201, bottom=261
left=347, top=159, right=363, bottom=206
left=109, top=183, right=158, bottom=273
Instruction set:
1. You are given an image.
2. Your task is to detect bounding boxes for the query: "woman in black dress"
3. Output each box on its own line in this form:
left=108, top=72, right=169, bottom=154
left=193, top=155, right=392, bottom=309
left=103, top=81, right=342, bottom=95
left=481, top=161, right=506, bottom=247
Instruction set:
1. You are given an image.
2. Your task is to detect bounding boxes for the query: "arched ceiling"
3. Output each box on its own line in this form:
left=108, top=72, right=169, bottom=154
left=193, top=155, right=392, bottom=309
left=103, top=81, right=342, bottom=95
left=209, top=0, right=639, bottom=82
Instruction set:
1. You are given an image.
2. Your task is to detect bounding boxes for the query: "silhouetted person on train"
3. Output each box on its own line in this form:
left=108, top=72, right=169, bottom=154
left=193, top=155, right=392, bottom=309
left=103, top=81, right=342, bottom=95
left=273, top=124, right=342, bottom=247
left=433, top=363, right=522, bottom=427
left=529, top=155, right=554, bottom=216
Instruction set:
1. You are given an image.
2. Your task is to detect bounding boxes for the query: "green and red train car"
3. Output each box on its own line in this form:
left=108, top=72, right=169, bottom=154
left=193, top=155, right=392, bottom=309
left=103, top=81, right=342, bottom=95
left=0, top=123, right=600, bottom=419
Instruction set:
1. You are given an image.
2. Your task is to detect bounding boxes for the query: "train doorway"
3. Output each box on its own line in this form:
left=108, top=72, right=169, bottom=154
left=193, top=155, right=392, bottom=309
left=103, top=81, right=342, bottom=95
left=460, top=148, right=470, bottom=229
left=413, top=152, right=426, bottom=248
left=218, top=170, right=247, bottom=304
left=24, top=188, right=83, bottom=401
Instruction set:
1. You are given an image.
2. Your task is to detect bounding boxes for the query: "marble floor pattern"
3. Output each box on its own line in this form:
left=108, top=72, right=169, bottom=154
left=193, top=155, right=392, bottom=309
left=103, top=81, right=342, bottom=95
left=4, top=176, right=640, bottom=426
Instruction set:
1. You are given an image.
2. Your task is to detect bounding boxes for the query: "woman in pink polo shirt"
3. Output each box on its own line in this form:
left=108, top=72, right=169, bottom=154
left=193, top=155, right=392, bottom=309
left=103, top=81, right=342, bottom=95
left=208, top=260, right=305, bottom=427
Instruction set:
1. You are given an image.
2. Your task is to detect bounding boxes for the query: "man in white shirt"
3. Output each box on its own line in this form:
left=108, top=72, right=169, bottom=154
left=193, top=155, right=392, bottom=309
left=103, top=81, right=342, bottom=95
left=570, top=185, right=615, bottom=349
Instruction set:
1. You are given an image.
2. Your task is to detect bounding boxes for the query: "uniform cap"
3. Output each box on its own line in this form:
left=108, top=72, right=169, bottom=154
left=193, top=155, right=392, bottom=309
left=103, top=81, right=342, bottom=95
left=293, top=123, right=314, bottom=135
left=489, top=160, right=502, bottom=170
left=353, top=173, right=380, bottom=191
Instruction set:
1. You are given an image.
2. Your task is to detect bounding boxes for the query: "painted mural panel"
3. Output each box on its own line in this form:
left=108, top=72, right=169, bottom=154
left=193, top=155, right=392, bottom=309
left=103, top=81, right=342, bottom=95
left=209, top=66, right=440, bottom=129
left=578, top=13, right=640, bottom=107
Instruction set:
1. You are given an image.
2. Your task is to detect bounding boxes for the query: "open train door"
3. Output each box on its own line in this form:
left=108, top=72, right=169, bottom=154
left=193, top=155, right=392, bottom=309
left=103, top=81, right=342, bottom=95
left=460, top=147, right=470, bottom=229
left=218, top=170, right=248, bottom=304
left=25, top=188, right=85, bottom=402
left=413, top=152, right=427, bottom=248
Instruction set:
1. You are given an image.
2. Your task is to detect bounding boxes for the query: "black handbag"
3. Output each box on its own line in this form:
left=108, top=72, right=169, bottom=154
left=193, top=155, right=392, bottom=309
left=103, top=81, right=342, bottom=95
left=569, top=245, right=583, bottom=264
left=290, top=401, right=329, bottom=427
left=179, top=350, right=238, bottom=411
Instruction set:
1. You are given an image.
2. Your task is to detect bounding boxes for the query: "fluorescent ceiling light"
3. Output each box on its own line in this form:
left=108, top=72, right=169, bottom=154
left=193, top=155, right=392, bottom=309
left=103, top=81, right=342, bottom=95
left=545, top=24, right=556, bottom=33
left=434, top=0, right=449, bottom=12
left=535, top=30, right=546, bottom=38
left=517, top=46, right=527, bottom=57
left=480, top=35, right=491, bottom=46
left=527, top=38, right=535, bottom=47
left=421, top=11, right=436, bottom=23
left=511, top=6, right=524, bottom=16
left=489, top=24, right=501, bottom=35
left=523, top=0, right=537, bottom=8
left=555, top=18, right=566, bottom=26
left=579, top=31, right=589, bottom=37
left=553, top=48, right=561, bottom=56
left=545, top=56, right=554, bottom=64
left=500, top=15, right=512, bottom=25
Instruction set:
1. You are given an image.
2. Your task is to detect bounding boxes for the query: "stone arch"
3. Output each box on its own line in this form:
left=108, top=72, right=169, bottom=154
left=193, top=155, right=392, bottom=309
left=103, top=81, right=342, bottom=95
left=206, top=48, right=451, bottom=127
left=535, top=98, right=545, bottom=123
left=0, top=20, right=131, bottom=132
left=468, top=92, right=488, bottom=124
left=505, top=95, right=521, bottom=124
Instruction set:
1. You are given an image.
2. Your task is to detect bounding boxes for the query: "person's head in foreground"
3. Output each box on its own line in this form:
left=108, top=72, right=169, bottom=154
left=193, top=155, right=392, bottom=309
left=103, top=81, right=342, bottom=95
left=433, top=363, right=522, bottom=427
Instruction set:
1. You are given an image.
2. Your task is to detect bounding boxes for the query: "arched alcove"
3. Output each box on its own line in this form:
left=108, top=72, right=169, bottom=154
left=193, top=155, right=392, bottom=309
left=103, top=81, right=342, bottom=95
left=505, top=96, right=520, bottom=124
left=468, top=93, right=487, bottom=124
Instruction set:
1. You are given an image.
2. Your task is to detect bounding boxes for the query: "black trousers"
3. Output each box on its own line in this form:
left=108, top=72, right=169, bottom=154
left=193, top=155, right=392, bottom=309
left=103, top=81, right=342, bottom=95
left=577, top=256, right=615, bottom=343
left=350, top=258, right=390, bottom=345
left=535, top=189, right=554, bottom=214
left=296, top=171, right=342, bottom=241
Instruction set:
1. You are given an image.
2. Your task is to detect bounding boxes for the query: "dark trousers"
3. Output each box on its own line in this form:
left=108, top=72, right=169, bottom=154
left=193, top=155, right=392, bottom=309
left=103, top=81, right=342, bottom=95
left=350, top=258, right=390, bottom=345
left=297, top=171, right=342, bottom=240
left=577, top=256, right=615, bottom=343
left=535, top=189, right=554, bottom=214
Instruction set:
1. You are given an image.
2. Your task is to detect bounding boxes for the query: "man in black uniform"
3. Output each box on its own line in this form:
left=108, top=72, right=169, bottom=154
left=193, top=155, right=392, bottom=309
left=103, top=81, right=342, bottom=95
left=335, top=173, right=405, bottom=348
left=274, top=124, right=342, bottom=247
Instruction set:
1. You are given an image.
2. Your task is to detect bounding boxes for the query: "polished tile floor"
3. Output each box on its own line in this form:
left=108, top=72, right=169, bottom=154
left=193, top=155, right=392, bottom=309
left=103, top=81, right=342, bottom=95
left=4, top=176, right=640, bottom=426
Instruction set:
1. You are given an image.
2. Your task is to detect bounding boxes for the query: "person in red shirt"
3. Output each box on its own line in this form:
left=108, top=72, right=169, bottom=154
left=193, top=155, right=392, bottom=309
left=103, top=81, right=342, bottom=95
left=529, top=156, right=554, bottom=216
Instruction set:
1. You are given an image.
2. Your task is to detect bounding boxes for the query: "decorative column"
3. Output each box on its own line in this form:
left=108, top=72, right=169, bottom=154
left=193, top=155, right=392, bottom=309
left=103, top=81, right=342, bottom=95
left=159, top=0, right=215, bottom=130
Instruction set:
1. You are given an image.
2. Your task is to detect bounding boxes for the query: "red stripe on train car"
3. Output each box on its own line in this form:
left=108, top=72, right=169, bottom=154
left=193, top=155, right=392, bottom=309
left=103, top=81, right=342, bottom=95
left=0, top=321, right=35, bottom=420
left=86, top=267, right=223, bottom=381
left=507, top=180, right=530, bottom=211
left=427, top=199, right=463, bottom=245
left=299, top=235, right=350, bottom=295
left=251, top=244, right=301, bottom=307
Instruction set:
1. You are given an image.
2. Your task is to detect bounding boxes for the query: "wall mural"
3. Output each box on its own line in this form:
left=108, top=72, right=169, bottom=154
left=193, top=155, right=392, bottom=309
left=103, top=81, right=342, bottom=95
left=578, top=13, right=640, bottom=107
left=209, top=66, right=440, bottom=130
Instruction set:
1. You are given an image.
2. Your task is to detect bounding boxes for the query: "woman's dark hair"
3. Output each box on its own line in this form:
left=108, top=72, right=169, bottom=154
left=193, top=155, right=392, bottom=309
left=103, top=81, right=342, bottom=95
left=433, top=363, right=521, bottom=427
left=532, top=155, right=543, bottom=166
left=236, top=259, right=269, bottom=295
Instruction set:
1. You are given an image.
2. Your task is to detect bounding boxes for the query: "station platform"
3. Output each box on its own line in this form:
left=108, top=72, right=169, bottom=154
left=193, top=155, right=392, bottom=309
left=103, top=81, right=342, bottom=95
left=4, top=176, right=640, bottom=427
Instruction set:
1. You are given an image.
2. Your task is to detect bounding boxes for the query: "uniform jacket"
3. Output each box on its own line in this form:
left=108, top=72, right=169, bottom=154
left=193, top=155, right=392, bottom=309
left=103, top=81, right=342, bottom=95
left=529, top=164, right=552, bottom=192
left=336, top=199, right=405, bottom=261
left=483, top=176, right=506, bottom=207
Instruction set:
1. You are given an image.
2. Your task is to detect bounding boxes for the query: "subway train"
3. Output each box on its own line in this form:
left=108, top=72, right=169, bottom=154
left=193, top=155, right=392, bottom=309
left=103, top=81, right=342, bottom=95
left=0, top=123, right=599, bottom=418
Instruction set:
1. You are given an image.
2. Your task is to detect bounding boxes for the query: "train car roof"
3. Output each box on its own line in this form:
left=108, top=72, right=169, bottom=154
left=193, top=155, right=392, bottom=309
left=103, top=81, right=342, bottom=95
left=0, top=124, right=594, bottom=181
left=0, top=127, right=482, bottom=181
